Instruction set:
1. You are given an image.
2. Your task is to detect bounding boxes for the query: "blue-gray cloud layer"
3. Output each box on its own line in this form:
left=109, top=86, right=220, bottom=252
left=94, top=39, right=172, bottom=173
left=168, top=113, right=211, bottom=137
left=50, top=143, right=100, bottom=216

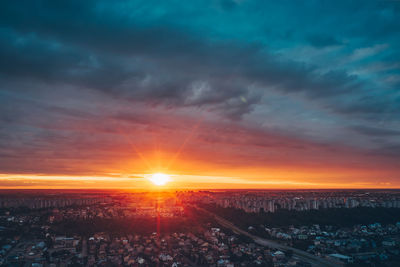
left=0, top=0, right=400, bottom=175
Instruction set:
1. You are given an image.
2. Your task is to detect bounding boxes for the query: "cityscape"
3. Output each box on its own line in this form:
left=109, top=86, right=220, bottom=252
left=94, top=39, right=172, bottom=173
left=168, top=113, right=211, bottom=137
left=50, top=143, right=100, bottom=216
left=1, top=190, right=400, bottom=266
left=1, top=0, right=400, bottom=266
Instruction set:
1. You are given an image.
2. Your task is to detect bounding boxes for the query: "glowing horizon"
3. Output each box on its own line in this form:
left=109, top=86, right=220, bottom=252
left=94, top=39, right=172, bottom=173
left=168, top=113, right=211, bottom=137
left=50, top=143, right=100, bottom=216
left=0, top=172, right=398, bottom=190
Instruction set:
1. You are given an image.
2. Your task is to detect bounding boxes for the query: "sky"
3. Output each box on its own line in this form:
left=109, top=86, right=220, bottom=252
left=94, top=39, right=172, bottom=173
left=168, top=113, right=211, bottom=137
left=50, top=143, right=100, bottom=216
left=0, top=0, right=400, bottom=189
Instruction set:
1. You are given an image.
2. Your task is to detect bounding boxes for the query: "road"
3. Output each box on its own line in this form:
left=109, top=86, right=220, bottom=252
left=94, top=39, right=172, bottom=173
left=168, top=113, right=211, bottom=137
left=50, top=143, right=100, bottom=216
left=82, top=238, right=87, bottom=258
left=194, top=206, right=341, bottom=267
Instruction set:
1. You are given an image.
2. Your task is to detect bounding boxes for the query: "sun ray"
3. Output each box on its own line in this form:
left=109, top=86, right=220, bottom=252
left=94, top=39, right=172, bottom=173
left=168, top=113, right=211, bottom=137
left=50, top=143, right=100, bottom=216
left=113, top=120, right=153, bottom=170
left=166, top=115, right=204, bottom=171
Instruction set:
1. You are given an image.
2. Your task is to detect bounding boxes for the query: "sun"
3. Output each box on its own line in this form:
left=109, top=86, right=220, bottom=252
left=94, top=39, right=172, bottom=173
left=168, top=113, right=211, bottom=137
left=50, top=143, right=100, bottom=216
left=148, top=173, right=171, bottom=186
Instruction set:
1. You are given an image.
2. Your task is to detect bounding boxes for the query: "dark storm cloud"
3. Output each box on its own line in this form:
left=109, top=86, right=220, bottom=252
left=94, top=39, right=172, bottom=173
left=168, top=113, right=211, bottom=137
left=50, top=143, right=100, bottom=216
left=0, top=1, right=262, bottom=118
left=0, top=28, right=135, bottom=91
left=0, top=0, right=376, bottom=119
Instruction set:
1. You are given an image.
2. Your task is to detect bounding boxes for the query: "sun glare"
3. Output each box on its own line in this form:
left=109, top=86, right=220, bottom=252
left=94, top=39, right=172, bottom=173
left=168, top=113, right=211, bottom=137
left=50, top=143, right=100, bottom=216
left=149, top=173, right=171, bottom=186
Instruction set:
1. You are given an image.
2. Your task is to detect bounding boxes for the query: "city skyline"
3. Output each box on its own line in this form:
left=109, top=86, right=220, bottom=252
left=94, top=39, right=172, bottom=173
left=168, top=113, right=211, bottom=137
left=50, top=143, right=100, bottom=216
left=1, top=1, right=400, bottom=189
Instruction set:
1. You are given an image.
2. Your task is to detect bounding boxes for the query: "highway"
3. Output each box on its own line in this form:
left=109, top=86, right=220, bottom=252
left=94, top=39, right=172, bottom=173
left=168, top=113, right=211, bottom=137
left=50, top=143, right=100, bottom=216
left=194, top=206, right=341, bottom=267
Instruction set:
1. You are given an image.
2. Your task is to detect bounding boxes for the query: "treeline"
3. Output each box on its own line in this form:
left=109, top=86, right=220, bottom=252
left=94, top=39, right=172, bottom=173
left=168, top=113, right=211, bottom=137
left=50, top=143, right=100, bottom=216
left=201, top=204, right=400, bottom=228
left=51, top=207, right=218, bottom=236
left=53, top=217, right=195, bottom=236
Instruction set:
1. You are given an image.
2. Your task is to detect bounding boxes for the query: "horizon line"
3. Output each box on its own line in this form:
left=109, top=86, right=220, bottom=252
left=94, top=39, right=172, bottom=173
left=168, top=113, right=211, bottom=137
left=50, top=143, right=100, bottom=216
left=1, top=187, right=400, bottom=191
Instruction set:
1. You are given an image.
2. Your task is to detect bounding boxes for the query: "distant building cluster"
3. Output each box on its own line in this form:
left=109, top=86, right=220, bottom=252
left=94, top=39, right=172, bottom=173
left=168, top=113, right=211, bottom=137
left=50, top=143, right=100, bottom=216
left=179, top=191, right=400, bottom=213
left=0, top=197, right=111, bottom=209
